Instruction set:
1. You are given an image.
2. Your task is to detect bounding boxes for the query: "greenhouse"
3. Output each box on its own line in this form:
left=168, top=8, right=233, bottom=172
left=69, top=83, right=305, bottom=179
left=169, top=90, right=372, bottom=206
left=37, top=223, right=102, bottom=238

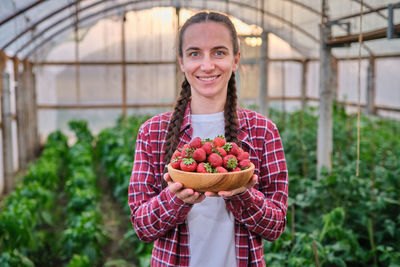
left=0, top=0, right=399, bottom=266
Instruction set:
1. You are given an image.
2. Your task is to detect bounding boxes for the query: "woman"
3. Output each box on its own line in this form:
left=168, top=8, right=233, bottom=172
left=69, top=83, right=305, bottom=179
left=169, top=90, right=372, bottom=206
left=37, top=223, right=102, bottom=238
left=128, top=11, right=288, bottom=266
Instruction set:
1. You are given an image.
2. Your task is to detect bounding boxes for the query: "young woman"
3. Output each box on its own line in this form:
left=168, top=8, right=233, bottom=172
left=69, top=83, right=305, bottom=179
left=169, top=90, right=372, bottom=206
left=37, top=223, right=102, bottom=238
left=128, top=11, right=288, bottom=266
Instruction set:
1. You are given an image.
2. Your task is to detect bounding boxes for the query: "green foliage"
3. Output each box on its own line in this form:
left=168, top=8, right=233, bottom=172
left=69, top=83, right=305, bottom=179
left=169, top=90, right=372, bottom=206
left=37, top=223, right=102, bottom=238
left=59, top=120, right=108, bottom=265
left=0, top=130, right=68, bottom=263
left=97, top=115, right=152, bottom=265
left=265, top=106, right=400, bottom=266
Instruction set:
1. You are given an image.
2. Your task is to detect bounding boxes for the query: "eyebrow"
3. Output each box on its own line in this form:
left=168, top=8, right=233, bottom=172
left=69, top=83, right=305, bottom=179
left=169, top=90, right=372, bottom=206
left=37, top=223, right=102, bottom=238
left=184, top=46, right=229, bottom=53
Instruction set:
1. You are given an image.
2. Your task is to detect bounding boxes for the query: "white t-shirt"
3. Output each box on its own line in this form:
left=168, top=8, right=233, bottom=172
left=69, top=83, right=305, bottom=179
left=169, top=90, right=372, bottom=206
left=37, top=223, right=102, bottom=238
left=187, top=111, right=237, bottom=267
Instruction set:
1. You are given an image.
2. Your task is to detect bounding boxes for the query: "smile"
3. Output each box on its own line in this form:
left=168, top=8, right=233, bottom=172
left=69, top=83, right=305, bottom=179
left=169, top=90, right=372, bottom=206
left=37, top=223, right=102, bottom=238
left=197, top=75, right=220, bottom=81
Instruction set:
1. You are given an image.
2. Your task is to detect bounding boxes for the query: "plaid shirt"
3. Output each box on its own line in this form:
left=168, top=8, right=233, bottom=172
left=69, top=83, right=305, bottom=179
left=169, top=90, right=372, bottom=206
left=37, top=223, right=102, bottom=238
left=128, top=104, right=288, bottom=266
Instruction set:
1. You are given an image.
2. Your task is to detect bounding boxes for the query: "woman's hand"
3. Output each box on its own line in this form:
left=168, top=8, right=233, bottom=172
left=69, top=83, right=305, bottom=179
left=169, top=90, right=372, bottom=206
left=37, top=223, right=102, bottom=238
left=164, top=173, right=206, bottom=204
left=204, top=174, right=258, bottom=198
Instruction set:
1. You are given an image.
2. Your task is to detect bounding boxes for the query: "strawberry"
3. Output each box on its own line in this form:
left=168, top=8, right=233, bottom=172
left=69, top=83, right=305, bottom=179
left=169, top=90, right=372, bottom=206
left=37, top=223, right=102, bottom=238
left=215, top=166, right=228, bottom=173
left=171, top=150, right=182, bottom=160
left=207, top=153, right=223, bottom=168
left=223, top=155, right=238, bottom=170
left=193, top=148, right=206, bottom=162
left=189, top=137, right=202, bottom=149
left=201, top=141, right=215, bottom=155
left=197, top=162, right=213, bottom=173
left=181, top=145, right=195, bottom=158
left=223, top=142, right=240, bottom=156
left=237, top=151, right=249, bottom=161
left=180, top=158, right=197, bottom=172
left=214, top=147, right=227, bottom=158
left=213, top=135, right=226, bottom=147
left=171, top=156, right=182, bottom=169
left=239, top=159, right=251, bottom=170
left=232, top=167, right=242, bottom=172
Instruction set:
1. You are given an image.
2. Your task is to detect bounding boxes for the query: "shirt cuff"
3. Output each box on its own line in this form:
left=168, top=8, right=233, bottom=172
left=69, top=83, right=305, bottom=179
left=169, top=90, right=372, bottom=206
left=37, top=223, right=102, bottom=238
left=224, top=189, right=254, bottom=208
left=164, top=188, right=193, bottom=219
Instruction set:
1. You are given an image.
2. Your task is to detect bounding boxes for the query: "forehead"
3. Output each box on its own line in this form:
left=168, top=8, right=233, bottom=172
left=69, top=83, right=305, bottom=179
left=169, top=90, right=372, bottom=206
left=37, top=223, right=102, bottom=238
left=181, top=21, right=233, bottom=50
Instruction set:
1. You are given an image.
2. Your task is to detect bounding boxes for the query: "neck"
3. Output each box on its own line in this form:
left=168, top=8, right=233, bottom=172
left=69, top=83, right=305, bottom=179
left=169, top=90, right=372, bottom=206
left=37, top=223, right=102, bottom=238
left=190, top=95, right=226, bottom=114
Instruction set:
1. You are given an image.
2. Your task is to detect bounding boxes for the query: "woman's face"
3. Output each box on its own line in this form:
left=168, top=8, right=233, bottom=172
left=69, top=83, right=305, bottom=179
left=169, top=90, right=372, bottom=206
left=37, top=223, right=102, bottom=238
left=178, top=21, right=240, bottom=102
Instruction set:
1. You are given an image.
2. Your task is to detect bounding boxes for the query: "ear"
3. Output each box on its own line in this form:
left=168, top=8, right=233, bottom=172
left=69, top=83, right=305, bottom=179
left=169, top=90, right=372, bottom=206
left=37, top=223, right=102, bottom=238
left=178, top=56, right=185, bottom=72
left=232, top=52, right=240, bottom=72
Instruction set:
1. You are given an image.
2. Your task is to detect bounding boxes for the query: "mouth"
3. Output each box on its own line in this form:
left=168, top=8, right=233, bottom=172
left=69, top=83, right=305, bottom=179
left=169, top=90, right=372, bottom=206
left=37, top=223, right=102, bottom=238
left=197, top=75, right=220, bottom=82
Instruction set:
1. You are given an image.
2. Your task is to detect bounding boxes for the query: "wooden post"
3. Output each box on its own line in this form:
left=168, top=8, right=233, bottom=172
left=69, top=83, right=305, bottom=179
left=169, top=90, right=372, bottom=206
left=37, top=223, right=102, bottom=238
left=317, top=1, right=336, bottom=178
left=22, top=60, right=33, bottom=161
left=301, top=60, right=308, bottom=110
left=28, top=61, right=39, bottom=156
left=121, top=13, right=127, bottom=117
left=1, top=51, right=14, bottom=193
left=259, top=31, right=269, bottom=117
left=175, top=7, right=182, bottom=98
left=366, top=57, right=376, bottom=115
left=15, top=58, right=28, bottom=170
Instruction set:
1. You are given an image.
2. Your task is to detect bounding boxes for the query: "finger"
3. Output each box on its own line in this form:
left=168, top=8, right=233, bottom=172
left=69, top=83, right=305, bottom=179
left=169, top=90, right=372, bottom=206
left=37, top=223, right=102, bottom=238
left=164, top=173, right=172, bottom=182
left=169, top=182, right=183, bottom=194
left=176, top=188, right=195, bottom=199
left=246, top=175, right=258, bottom=188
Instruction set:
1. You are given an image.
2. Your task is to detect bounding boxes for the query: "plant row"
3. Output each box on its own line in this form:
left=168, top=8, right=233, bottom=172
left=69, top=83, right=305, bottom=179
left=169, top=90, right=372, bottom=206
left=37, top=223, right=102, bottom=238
left=60, top=121, right=107, bottom=266
left=0, top=131, right=68, bottom=266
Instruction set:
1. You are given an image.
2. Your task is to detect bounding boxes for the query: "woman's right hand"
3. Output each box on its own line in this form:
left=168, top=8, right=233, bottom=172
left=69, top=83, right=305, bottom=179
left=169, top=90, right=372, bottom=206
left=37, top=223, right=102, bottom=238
left=164, top=173, right=206, bottom=204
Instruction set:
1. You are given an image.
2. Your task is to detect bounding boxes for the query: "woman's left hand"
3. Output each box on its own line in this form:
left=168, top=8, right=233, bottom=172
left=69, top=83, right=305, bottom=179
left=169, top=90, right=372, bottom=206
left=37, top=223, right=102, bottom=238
left=204, top=174, right=258, bottom=198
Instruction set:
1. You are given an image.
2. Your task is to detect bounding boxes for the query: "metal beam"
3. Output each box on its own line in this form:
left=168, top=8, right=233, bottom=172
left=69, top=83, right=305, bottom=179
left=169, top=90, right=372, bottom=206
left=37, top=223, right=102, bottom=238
left=19, top=0, right=319, bottom=59
left=326, top=24, right=400, bottom=47
left=0, top=0, right=45, bottom=26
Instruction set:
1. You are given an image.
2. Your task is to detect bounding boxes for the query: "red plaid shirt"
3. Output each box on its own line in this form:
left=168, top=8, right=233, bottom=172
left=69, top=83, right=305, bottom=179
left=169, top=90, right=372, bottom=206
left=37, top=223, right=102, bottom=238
left=128, top=104, right=288, bottom=266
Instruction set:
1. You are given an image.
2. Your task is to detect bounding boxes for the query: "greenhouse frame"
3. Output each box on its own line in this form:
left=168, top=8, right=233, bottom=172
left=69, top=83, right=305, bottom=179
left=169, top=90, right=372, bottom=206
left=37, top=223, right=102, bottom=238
left=0, top=0, right=399, bottom=266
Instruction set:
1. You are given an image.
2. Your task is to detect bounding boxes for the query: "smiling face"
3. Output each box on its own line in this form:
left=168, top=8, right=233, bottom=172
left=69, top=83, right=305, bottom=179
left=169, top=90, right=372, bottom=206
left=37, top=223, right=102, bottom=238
left=178, top=21, right=240, bottom=105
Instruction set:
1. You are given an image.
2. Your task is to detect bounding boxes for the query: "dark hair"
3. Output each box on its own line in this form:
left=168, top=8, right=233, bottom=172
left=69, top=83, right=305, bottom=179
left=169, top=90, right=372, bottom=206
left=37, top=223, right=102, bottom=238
left=163, top=11, right=239, bottom=177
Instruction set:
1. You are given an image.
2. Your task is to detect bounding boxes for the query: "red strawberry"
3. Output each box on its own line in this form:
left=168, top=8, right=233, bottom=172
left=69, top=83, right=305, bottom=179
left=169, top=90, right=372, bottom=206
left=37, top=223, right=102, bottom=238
left=207, top=153, right=223, bottom=168
left=171, top=150, right=182, bottom=160
left=224, top=142, right=240, bottom=156
left=180, top=158, right=197, bottom=172
left=237, top=147, right=244, bottom=155
left=189, top=137, right=202, bottom=149
left=223, top=155, right=238, bottom=170
left=232, top=167, right=242, bottom=172
left=181, top=145, right=194, bottom=158
left=193, top=148, right=206, bottom=162
left=237, top=151, right=249, bottom=161
left=201, top=141, right=215, bottom=155
left=213, top=135, right=226, bottom=147
left=215, top=166, right=228, bottom=173
left=214, top=147, right=227, bottom=158
left=197, top=162, right=213, bottom=173
left=171, top=156, right=182, bottom=169
left=239, top=159, right=251, bottom=170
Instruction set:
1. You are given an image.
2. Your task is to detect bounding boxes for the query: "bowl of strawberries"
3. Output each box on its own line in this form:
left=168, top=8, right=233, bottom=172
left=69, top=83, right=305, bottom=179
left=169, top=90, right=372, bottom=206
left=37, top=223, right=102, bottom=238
left=167, top=136, right=255, bottom=192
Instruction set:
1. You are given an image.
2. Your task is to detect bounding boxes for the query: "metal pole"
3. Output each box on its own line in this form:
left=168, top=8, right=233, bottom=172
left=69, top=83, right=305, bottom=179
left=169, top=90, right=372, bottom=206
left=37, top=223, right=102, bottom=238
left=317, top=0, right=335, bottom=178
left=259, top=31, right=269, bottom=117
left=367, top=57, right=376, bottom=115
left=301, top=60, right=308, bottom=110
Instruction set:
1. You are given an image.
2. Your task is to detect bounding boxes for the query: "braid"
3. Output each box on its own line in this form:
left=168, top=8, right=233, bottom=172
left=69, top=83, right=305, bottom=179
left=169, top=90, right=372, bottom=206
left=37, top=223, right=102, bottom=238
left=163, top=79, right=191, bottom=169
left=224, top=72, right=239, bottom=144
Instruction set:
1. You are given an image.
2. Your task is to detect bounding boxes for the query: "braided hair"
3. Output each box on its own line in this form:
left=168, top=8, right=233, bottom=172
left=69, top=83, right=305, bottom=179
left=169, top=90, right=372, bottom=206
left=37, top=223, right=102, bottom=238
left=163, top=11, right=240, bottom=174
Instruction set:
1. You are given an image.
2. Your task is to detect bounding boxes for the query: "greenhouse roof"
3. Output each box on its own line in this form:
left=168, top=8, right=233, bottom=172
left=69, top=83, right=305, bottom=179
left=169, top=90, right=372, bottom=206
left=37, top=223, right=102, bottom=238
left=1, top=0, right=400, bottom=60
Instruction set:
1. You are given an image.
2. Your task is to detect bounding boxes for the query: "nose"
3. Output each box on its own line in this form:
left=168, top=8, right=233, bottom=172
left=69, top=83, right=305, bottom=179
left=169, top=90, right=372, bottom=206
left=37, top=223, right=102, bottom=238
left=200, top=55, right=215, bottom=72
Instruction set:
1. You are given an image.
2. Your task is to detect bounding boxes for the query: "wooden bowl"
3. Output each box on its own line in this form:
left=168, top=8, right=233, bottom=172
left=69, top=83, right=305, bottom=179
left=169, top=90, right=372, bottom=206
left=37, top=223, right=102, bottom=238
left=167, top=163, right=255, bottom=192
